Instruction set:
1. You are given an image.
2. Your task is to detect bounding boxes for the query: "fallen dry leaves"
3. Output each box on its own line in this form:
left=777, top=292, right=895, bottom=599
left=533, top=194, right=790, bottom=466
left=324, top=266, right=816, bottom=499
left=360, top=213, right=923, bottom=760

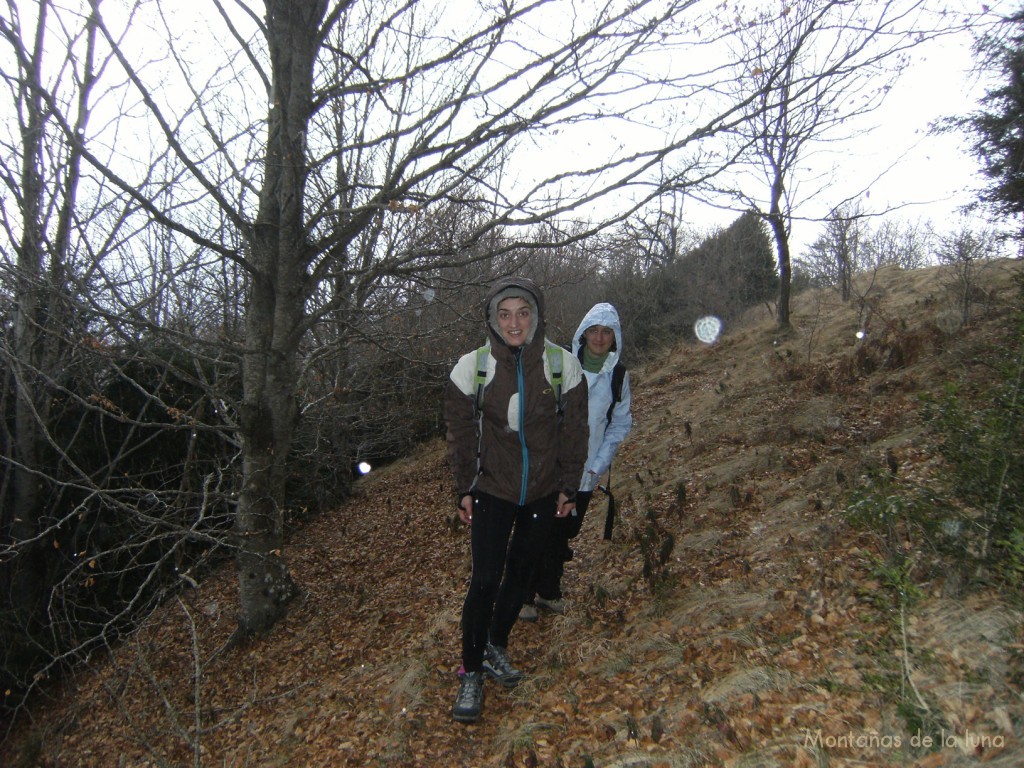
left=5, top=261, right=1024, bottom=767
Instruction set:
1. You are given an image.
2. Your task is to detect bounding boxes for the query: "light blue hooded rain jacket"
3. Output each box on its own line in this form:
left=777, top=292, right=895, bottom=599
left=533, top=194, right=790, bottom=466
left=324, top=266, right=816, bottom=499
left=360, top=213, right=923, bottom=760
left=571, top=303, right=633, bottom=493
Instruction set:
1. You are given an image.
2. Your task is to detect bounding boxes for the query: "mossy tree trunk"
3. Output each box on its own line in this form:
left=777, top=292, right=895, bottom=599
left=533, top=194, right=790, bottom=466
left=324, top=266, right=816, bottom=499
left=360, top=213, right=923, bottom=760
left=232, top=0, right=327, bottom=640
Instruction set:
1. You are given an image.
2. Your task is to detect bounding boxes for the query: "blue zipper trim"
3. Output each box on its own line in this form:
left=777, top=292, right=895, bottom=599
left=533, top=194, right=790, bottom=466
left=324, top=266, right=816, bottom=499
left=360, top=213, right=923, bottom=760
left=516, top=352, right=528, bottom=505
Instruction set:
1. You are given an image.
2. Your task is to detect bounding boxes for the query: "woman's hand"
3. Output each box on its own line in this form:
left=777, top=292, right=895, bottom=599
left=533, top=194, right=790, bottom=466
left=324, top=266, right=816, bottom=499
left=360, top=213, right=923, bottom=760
left=556, top=492, right=576, bottom=518
left=457, top=494, right=474, bottom=525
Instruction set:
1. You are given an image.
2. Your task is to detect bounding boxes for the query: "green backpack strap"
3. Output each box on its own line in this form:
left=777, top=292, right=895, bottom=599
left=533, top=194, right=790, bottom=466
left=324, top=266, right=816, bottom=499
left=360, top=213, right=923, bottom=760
left=545, top=341, right=565, bottom=419
left=474, top=341, right=565, bottom=419
left=473, top=343, right=490, bottom=421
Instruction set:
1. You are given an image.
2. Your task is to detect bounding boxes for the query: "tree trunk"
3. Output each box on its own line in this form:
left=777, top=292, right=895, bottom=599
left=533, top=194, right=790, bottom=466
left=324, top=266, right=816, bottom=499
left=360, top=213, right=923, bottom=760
left=10, top=2, right=52, bottom=627
left=768, top=211, right=792, bottom=331
left=230, top=0, right=326, bottom=640
left=11, top=253, right=46, bottom=627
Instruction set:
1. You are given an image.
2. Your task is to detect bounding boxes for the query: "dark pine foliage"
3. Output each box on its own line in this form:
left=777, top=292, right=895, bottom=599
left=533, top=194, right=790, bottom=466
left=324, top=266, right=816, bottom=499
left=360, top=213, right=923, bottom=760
left=965, top=6, right=1024, bottom=238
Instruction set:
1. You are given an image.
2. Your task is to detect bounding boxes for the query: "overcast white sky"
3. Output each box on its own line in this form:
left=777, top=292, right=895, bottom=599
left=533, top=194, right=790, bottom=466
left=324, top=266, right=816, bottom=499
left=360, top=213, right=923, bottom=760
left=798, top=24, right=991, bottom=241
left=3, top=0, right=1006, bottom=260
left=500, top=0, right=1007, bottom=257
left=702, top=10, right=1003, bottom=253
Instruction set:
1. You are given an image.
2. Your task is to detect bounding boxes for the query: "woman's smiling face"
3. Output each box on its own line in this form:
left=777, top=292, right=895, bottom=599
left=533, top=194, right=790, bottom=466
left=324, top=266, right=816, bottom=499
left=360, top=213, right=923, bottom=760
left=584, top=324, right=614, bottom=355
left=496, top=297, right=532, bottom=347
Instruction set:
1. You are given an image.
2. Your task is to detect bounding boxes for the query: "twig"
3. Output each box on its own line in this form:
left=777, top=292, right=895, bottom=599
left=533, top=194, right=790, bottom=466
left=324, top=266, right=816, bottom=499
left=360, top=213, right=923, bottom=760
left=900, top=602, right=930, bottom=713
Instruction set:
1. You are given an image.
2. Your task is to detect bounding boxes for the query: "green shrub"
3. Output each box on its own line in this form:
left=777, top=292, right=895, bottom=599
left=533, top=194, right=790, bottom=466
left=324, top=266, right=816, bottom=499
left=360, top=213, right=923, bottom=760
left=845, top=285, right=1023, bottom=595
left=920, top=317, right=1024, bottom=586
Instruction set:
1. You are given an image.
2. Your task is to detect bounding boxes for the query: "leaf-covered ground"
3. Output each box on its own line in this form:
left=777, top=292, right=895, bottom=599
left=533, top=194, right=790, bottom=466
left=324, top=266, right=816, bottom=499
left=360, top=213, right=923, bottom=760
left=6, top=261, right=1024, bottom=767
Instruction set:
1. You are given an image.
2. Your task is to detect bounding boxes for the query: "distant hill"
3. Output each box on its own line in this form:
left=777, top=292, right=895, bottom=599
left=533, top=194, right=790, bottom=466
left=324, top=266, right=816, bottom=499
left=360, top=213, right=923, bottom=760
left=6, top=259, right=1023, bottom=768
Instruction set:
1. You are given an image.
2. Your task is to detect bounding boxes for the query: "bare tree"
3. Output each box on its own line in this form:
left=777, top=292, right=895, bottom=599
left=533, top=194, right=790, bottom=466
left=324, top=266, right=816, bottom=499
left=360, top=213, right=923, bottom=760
left=2, top=2, right=264, bottom=723
left=865, top=218, right=931, bottom=271
left=24, top=0, right=777, bottom=642
left=11, top=0, right=936, bottom=674
left=711, top=0, right=973, bottom=329
left=933, top=220, right=1005, bottom=326
left=1, top=0, right=104, bottom=655
left=798, top=208, right=931, bottom=296
left=800, top=204, right=867, bottom=300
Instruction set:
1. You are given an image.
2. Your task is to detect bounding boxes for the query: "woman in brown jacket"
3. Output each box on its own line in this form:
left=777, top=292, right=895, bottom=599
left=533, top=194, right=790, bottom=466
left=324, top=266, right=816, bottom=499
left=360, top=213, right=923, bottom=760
left=444, top=276, right=589, bottom=723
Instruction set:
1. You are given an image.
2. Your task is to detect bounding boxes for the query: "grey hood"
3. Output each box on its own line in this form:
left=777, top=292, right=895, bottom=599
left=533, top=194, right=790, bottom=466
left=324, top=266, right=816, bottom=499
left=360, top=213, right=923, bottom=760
left=485, top=276, right=544, bottom=348
left=571, top=302, right=623, bottom=372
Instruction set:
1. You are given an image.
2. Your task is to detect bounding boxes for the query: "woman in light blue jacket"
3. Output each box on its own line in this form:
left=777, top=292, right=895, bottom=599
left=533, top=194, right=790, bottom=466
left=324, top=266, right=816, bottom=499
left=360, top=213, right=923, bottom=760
left=522, top=302, right=633, bottom=618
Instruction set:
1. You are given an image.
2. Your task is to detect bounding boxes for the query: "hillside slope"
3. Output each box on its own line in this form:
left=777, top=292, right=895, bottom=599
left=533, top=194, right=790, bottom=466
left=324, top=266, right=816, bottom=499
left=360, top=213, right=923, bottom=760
left=6, top=259, right=1024, bottom=768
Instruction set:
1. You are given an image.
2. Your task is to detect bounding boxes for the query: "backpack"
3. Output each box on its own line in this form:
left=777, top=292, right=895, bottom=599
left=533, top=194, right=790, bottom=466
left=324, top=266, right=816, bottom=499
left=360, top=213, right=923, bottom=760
left=472, top=341, right=566, bottom=421
left=606, top=362, right=626, bottom=424
left=600, top=361, right=626, bottom=541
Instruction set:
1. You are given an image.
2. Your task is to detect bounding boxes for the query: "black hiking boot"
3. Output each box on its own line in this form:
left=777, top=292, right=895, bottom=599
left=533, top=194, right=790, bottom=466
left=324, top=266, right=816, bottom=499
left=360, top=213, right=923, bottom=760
left=452, top=671, right=484, bottom=723
left=482, top=643, right=524, bottom=688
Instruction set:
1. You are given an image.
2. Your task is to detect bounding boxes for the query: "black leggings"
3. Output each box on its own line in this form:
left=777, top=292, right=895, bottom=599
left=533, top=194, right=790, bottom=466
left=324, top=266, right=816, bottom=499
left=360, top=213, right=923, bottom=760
left=529, top=490, right=594, bottom=602
left=461, top=490, right=557, bottom=672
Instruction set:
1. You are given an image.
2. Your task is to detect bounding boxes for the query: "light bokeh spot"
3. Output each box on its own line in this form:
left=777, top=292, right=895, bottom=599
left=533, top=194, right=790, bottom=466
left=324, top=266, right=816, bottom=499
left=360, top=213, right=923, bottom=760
left=694, top=316, right=722, bottom=345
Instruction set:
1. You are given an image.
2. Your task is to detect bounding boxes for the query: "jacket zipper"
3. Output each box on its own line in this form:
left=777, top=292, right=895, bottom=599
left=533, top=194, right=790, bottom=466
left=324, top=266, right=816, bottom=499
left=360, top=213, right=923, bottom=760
left=516, top=351, right=528, bottom=505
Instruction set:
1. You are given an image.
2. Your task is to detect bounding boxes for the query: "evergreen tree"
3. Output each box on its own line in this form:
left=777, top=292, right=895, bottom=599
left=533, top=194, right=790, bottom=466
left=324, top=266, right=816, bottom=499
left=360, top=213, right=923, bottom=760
left=964, top=6, right=1024, bottom=240
left=657, top=211, right=778, bottom=341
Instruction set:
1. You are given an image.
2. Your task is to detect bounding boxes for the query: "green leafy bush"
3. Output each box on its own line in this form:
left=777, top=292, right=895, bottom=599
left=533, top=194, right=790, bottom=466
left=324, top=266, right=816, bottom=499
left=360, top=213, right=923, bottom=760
left=920, top=317, right=1024, bottom=588
left=845, top=279, right=1023, bottom=595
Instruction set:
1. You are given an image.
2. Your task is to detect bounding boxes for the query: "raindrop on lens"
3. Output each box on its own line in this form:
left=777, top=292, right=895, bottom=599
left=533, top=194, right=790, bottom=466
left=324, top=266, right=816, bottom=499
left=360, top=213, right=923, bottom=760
left=694, top=316, right=722, bottom=345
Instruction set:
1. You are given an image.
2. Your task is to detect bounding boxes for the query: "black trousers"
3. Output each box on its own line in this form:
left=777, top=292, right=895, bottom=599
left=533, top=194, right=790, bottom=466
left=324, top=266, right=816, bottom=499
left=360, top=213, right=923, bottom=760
left=461, top=490, right=557, bottom=672
left=529, top=490, right=594, bottom=602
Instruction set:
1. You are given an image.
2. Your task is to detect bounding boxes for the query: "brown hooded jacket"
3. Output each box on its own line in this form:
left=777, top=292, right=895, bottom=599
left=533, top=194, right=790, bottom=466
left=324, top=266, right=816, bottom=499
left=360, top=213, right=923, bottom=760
left=444, top=277, right=589, bottom=505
